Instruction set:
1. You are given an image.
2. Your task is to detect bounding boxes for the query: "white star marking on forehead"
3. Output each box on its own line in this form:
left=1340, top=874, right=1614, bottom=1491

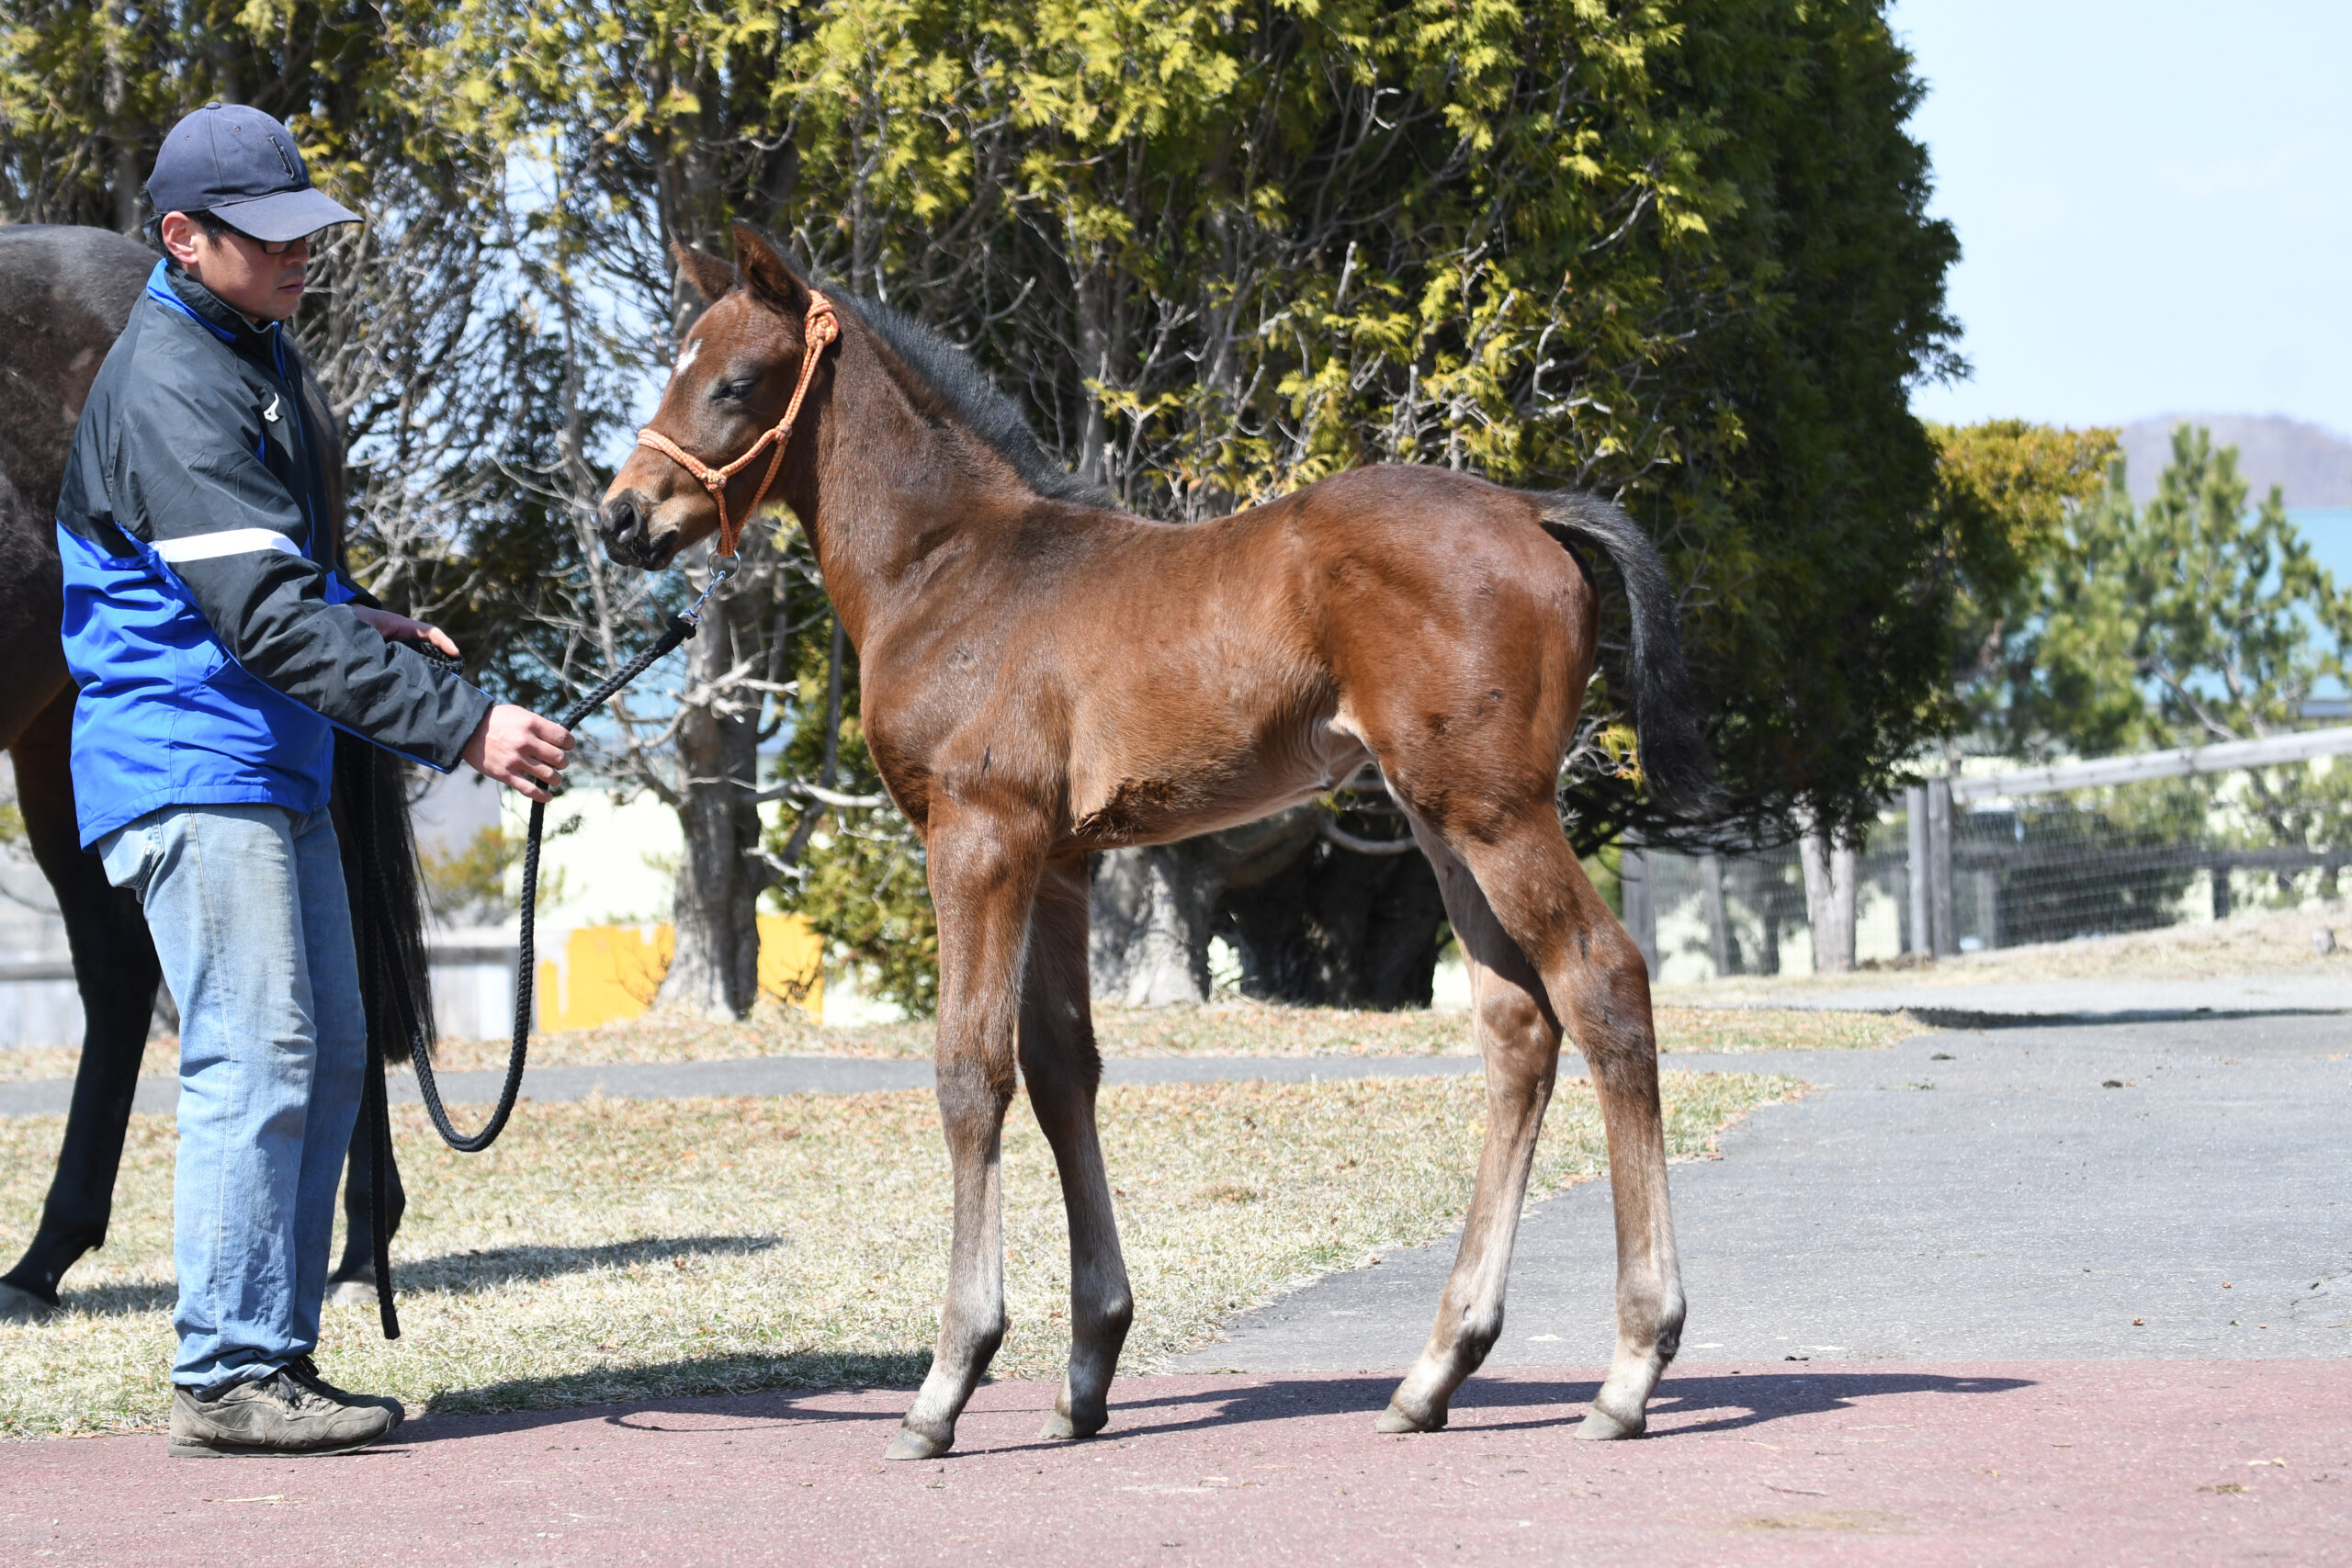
left=675, top=336, right=703, bottom=373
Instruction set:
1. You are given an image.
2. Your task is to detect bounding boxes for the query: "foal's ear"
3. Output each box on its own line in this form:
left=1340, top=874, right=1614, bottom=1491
left=732, top=222, right=813, bottom=317
left=671, top=242, right=736, bottom=306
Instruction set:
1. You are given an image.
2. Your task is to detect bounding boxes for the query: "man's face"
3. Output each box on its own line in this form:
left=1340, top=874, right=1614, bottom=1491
left=159, top=211, right=311, bottom=322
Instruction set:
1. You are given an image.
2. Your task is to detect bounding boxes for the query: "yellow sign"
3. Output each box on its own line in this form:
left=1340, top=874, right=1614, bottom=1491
left=536, top=915, right=823, bottom=1030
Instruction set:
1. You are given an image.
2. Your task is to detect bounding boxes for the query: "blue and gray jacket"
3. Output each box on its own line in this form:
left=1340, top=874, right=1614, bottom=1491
left=54, top=260, right=492, bottom=847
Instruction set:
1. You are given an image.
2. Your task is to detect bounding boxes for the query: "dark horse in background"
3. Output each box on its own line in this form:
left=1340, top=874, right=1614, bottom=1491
left=0, top=224, right=434, bottom=1322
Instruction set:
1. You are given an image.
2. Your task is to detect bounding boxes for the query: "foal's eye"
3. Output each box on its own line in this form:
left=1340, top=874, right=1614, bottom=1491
left=710, top=375, right=760, bottom=403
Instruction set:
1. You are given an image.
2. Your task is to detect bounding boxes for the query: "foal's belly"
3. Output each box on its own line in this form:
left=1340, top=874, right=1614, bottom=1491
left=1064, top=714, right=1370, bottom=852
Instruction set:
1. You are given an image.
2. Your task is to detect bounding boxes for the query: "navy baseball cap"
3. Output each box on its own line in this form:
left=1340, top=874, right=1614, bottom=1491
left=145, top=103, right=359, bottom=243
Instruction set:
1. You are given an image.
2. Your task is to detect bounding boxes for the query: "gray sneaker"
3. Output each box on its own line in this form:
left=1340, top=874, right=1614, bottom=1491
left=285, top=1353, right=405, bottom=1432
left=167, top=1370, right=394, bottom=1458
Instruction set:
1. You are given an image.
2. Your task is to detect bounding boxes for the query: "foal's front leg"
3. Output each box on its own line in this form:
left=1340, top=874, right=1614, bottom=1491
left=888, top=807, right=1046, bottom=1461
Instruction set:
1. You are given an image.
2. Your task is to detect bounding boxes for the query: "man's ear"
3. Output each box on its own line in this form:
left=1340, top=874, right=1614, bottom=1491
left=733, top=222, right=812, bottom=315
left=672, top=241, right=736, bottom=305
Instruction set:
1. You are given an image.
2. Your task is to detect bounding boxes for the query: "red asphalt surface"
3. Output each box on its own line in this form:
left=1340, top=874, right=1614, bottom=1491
left=6, top=1362, right=2347, bottom=1565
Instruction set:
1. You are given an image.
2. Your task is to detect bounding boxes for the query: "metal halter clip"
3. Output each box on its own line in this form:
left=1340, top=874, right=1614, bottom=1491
left=681, top=553, right=737, bottom=627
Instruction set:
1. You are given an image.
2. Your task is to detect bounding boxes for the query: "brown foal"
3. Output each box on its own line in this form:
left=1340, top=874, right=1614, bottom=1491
left=602, top=226, right=1718, bottom=1461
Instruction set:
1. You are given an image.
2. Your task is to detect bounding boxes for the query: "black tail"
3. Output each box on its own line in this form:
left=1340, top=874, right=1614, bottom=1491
left=1540, top=492, right=1721, bottom=818
left=333, top=736, right=439, bottom=1069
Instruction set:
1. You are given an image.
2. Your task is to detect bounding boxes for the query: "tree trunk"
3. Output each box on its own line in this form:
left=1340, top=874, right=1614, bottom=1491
left=1799, top=828, right=1860, bottom=974
left=1087, top=809, right=1320, bottom=1006
left=1089, top=845, right=1224, bottom=1007
left=1700, top=851, right=1740, bottom=976
left=655, top=574, right=770, bottom=1019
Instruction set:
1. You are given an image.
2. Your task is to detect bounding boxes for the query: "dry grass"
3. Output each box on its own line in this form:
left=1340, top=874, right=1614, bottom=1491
left=422, top=999, right=1911, bottom=1066
left=0, top=1001, right=1913, bottom=1084
left=0, top=1046, right=84, bottom=1084
left=1666, top=899, right=2352, bottom=1004
left=0, top=1068, right=1795, bottom=1438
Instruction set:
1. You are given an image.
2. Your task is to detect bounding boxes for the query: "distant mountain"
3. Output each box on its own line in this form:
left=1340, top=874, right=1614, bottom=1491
left=2116, top=414, right=2352, bottom=508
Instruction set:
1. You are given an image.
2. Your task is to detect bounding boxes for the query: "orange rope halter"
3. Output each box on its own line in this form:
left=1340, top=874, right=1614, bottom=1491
left=635, top=290, right=841, bottom=565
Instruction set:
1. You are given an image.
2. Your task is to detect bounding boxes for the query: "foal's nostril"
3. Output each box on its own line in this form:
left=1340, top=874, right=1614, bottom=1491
left=600, top=493, right=644, bottom=549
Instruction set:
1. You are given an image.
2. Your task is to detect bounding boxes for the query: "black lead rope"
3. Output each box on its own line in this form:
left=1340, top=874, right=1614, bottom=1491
left=362, top=610, right=700, bottom=1338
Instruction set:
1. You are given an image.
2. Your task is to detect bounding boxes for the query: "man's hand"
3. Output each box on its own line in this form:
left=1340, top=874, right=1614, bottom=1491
left=352, top=604, right=460, bottom=660
left=463, top=705, right=572, bottom=803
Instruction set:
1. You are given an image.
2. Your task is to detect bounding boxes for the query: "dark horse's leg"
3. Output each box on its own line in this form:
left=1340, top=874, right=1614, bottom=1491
left=0, top=688, right=164, bottom=1320
left=326, top=1077, right=404, bottom=1305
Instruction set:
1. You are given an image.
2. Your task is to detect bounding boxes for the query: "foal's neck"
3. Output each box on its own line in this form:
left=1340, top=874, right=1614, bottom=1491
left=778, top=323, right=1036, bottom=654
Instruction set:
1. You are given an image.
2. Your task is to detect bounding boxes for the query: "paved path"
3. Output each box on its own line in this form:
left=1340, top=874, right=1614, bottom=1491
left=6, top=1365, right=2346, bottom=1564
left=1175, top=1014, right=2352, bottom=1371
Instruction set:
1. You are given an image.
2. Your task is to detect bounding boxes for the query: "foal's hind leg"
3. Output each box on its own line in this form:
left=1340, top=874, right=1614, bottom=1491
left=1019, top=854, right=1134, bottom=1440
left=888, top=805, right=1046, bottom=1461
left=1446, top=814, right=1684, bottom=1439
left=1378, top=829, right=1564, bottom=1434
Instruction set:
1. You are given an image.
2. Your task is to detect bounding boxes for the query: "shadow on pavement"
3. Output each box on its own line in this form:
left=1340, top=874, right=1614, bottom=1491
left=413, top=1352, right=930, bottom=1429
left=396, top=1364, right=2032, bottom=1451
left=1103, top=1368, right=2034, bottom=1441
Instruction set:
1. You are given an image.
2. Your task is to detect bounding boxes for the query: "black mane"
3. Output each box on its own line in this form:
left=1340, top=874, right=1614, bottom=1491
left=829, top=290, right=1111, bottom=507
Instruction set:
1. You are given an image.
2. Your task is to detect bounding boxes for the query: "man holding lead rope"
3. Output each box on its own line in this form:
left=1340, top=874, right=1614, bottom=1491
left=55, top=103, right=572, bottom=1458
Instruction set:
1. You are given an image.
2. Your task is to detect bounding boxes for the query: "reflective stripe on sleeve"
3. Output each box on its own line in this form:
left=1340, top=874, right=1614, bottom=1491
left=152, top=529, right=301, bottom=564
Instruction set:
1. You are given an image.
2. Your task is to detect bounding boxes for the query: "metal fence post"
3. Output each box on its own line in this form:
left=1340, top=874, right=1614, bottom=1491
left=1621, top=845, right=1659, bottom=978
left=1927, top=777, right=1957, bottom=957
left=1905, top=785, right=1929, bottom=954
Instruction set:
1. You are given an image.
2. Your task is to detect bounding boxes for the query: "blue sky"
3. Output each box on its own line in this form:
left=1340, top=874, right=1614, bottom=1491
left=1889, top=1, right=2351, bottom=436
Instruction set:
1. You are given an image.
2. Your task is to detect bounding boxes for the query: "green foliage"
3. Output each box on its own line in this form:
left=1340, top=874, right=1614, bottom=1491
left=1928, top=420, right=2120, bottom=753
left=421, top=824, right=518, bottom=925
left=9, top=1, right=1972, bottom=998
left=460, top=0, right=1963, bottom=848
left=1997, top=426, right=2351, bottom=761
left=421, top=823, right=571, bottom=924
left=763, top=618, right=938, bottom=1017
left=1970, top=423, right=2352, bottom=864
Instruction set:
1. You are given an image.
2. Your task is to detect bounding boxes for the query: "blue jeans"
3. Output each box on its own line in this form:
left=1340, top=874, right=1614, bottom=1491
left=97, top=803, right=366, bottom=1390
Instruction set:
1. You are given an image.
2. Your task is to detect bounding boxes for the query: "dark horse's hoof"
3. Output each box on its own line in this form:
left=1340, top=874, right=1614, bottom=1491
left=0, top=1281, right=54, bottom=1325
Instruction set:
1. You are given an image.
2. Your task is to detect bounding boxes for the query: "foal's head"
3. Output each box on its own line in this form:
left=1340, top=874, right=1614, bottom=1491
left=599, top=224, right=830, bottom=569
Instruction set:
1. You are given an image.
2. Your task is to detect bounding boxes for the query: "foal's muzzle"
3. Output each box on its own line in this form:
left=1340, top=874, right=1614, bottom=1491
left=597, top=490, right=676, bottom=569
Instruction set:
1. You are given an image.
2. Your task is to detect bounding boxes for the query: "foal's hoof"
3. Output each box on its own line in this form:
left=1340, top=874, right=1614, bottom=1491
left=1374, top=1399, right=1446, bottom=1435
left=1574, top=1404, right=1645, bottom=1440
left=1039, top=1403, right=1107, bottom=1441
left=325, top=1280, right=379, bottom=1309
left=0, top=1282, right=54, bottom=1325
left=885, top=1424, right=953, bottom=1461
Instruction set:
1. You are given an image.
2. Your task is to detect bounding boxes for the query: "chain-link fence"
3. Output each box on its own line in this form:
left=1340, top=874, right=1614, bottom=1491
left=1620, top=731, right=2352, bottom=986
